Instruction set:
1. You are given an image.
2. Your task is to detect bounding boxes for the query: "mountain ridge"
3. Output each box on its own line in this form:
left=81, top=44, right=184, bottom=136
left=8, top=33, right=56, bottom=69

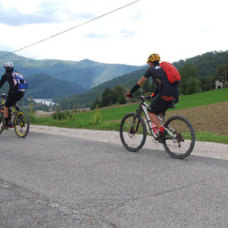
left=26, top=73, right=85, bottom=99
left=0, top=51, right=144, bottom=90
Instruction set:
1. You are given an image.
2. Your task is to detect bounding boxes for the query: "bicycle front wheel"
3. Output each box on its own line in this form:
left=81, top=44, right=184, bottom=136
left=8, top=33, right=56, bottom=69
left=0, top=113, right=4, bottom=133
left=14, top=111, right=30, bottom=138
left=120, top=113, right=147, bottom=152
left=163, top=115, right=195, bottom=159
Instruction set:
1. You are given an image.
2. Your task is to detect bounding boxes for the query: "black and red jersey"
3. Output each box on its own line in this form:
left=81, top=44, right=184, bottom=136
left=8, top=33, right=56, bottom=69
left=143, top=63, right=179, bottom=99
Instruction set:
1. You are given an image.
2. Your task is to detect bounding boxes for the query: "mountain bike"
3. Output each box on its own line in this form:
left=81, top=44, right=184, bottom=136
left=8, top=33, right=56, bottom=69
left=120, top=95, right=195, bottom=159
left=0, top=94, right=30, bottom=138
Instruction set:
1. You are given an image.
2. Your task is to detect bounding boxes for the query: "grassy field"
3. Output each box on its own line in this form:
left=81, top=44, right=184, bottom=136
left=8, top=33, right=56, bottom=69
left=32, top=88, right=228, bottom=144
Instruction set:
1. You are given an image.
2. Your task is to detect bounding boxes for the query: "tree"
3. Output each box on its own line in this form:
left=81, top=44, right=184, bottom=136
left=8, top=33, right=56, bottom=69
left=109, top=89, right=118, bottom=104
left=185, top=77, right=201, bottom=94
left=113, top=85, right=125, bottom=95
left=214, top=63, right=228, bottom=83
left=179, top=64, right=200, bottom=94
left=101, top=88, right=112, bottom=107
left=90, top=97, right=101, bottom=110
left=199, top=76, right=213, bottom=91
left=118, top=95, right=126, bottom=104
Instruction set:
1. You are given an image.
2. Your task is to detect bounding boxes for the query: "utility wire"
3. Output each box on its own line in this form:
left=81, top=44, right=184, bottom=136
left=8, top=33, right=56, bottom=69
left=0, top=0, right=140, bottom=59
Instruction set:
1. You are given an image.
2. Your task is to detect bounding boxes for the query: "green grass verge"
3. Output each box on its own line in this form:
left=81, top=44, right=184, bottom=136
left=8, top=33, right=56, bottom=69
left=195, top=132, right=228, bottom=144
left=31, top=88, right=228, bottom=144
left=175, top=87, right=228, bottom=110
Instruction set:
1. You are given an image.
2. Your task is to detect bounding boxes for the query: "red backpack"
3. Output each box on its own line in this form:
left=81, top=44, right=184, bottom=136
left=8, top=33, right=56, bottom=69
left=160, top=62, right=181, bottom=85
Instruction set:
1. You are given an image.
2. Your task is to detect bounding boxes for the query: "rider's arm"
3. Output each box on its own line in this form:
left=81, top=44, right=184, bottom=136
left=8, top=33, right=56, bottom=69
left=137, top=76, right=147, bottom=86
left=129, top=76, right=147, bottom=94
left=0, top=74, right=6, bottom=89
left=128, top=68, right=151, bottom=95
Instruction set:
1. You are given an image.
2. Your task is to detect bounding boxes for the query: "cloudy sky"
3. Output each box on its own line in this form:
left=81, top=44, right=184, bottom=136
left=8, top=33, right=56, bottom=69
left=0, top=0, right=227, bottom=65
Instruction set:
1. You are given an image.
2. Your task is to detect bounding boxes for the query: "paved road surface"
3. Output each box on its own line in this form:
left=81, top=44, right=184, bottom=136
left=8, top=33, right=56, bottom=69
left=0, top=127, right=227, bottom=227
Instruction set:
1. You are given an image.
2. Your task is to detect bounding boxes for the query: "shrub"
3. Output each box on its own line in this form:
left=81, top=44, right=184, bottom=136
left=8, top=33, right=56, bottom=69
left=90, top=105, right=102, bottom=124
left=28, top=98, right=36, bottom=121
left=52, top=110, right=73, bottom=121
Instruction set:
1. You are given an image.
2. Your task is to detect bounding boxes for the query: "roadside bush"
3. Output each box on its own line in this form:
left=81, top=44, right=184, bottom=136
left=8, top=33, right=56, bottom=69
left=52, top=110, right=73, bottom=121
left=90, top=105, right=102, bottom=124
left=28, top=98, right=36, bottom=121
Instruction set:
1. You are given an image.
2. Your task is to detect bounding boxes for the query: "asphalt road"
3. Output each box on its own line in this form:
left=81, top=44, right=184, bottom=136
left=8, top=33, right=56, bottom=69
left=0, top=129, right=227, bottom=228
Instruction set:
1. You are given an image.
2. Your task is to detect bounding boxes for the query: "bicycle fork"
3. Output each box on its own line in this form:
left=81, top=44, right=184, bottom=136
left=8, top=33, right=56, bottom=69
left=128, top=113, right=141, bottom=135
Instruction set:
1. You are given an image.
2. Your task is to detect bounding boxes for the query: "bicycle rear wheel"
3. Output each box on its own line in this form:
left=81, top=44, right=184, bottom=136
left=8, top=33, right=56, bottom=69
left=120, top=113, right=147, bottom=152
left=14, top=111, right=30, bottom=138
left=163, top=115, right=195, bottom=159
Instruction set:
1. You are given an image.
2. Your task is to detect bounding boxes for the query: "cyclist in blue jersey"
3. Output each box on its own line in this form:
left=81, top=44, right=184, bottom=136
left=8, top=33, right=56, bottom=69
left=0, top=62, right=24, bottom=128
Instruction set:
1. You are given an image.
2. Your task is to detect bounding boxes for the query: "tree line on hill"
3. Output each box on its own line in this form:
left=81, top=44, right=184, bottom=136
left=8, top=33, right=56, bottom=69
left=90, top=62, right=228, bottom=110
left=55, top=51, right=228, bottom=110
left=179, top=63, right=228, bottom=94
left=90, top=86, right=126, bottom=109
left=90, top=79, right=157, bottom=110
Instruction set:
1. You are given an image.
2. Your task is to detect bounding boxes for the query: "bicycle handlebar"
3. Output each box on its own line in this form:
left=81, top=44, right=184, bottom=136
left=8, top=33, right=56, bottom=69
left=130, top=95, right=152, bottom=101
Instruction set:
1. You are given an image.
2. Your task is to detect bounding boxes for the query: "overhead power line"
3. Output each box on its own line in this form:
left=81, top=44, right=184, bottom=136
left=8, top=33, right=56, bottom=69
left=0, top=0, right=141, bottom=59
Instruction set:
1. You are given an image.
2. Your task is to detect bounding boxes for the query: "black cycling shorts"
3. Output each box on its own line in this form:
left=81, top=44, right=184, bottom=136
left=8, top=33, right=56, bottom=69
left=5, top=92, right=24, bottom=107
left=148, top=95, right=174, bottom=115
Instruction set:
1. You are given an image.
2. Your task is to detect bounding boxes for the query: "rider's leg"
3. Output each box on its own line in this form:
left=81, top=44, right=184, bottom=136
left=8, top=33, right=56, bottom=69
left=4, top=106, right=9, bottom=119
left=148, top=96, right=164, bottom=129
left=3, top=106, right=9, bottom=126
left=148, top=112, right=162, bottom=129
left=4, top=93, right=15, bottom=126
left=148, top=96, right=169, bottom=136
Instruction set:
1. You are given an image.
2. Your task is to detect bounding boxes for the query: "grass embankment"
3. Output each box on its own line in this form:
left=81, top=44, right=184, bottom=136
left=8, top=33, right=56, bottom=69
left=32, top=88, right=228, bottom=144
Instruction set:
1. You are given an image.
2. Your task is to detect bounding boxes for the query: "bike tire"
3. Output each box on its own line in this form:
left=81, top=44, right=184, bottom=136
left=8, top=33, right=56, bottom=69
left=120, top=113, right=147, bottom=152
left=0, top=113, right=4, bottom=134
left=163, top=115, right=195, bottom=159
left=14, top=111, right=30, bottom=138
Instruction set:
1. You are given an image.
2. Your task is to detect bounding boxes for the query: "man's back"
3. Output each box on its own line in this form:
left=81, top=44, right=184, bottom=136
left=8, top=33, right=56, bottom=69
left=144, top=63, right=179, bottom=99
left=0, top=70, right=16, bottom=93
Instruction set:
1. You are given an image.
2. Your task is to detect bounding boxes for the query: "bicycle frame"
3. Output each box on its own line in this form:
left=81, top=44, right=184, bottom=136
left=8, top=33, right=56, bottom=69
left=0, top=94, right=20, bottom=126
left=135, top=96, right=178, bottom=140
left=136, top=98, right=158, bottom=139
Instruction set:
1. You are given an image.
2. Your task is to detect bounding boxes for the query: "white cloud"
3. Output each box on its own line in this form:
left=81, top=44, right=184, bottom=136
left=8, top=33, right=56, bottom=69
left=0, top=0, right=227, bottom=65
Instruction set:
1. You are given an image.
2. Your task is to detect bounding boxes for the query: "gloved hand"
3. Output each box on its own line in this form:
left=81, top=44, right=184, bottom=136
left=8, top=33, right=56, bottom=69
left=125, top=92, right=133, bottom=99
left=150, top=92, right=155, bottom=98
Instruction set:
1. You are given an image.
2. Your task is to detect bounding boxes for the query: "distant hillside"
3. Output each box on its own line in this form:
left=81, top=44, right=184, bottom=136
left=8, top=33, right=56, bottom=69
left=57, top=50, right=228, bottom=109
left=173, top=51, right=228, bottom=76
left=25, top=73, right=85, bottom=99
left=56, top=67, right=149, bottom=109
left=0, top=51, right=143, bottom=90
left=90, top=68, right=147, bottom=93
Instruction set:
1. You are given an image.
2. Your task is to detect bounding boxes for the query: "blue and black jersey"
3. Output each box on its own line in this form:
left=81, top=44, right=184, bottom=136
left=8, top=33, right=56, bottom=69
left=0, top=69, right=16, bottom=93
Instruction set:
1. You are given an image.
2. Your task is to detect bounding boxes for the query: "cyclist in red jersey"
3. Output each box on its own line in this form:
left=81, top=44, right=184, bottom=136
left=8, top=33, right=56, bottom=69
left=126, top=54, right=179, bottom=139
